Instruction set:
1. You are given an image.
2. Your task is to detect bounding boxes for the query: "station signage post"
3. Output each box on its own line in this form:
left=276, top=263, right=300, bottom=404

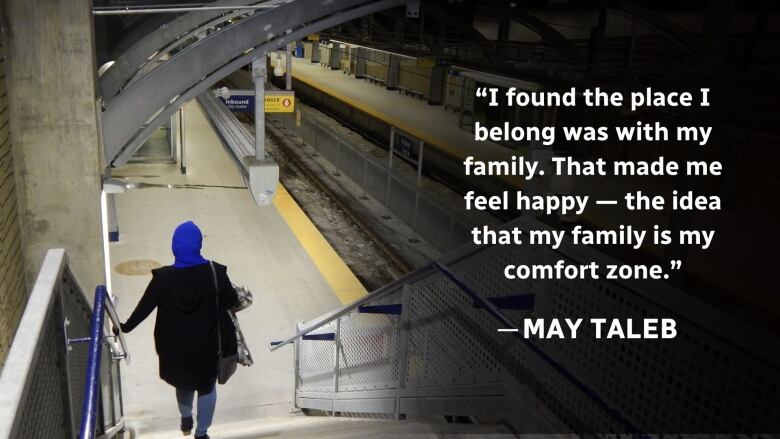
left=217, top=91, right=295, bottom=114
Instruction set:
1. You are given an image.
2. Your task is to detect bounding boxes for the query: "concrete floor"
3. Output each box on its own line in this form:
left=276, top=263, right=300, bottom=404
left=109, top=101, right=344, bottom=435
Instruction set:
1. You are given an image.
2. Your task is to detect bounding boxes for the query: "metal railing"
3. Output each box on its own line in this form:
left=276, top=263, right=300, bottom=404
left=78, top=285, right=129, bottom=439
left=271, top=108, right=488, bottom=253
left=0, top=249, right=128, bottom=439
left=271, top=216, right=780, bottom=434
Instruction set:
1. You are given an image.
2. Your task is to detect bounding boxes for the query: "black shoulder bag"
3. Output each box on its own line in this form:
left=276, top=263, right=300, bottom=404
left=210, top=261, right=238, bottom=384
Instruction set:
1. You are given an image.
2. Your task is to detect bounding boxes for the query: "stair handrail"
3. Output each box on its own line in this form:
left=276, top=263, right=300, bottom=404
left=269, top=261, right=436, bottom=351
left=269, top=245, right=487, bottom=351
left=79, top=285, right=129, bottom=439
left=78, top=286, right=107, bottom=439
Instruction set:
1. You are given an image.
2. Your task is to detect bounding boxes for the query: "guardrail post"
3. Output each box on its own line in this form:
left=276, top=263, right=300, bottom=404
left=292, top=321, right=302, bottom=412
left=383, top=127, right=395, bottom=219
left=333, top=138, right=342, bottom=176
left=312, top=118, right=319, bottom=157
left=409, top=139, right=425, bottom=243
left=394, top=284, right=412, bottom=420
left=332, top=318, right=342, bottom=416
left=360, top=158, right=368, bottom=200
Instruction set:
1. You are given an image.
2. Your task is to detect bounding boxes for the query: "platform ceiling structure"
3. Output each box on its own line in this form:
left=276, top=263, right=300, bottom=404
left=97, top=0, right=773, bottom=169
left=99, top=0, right=410, bottom=167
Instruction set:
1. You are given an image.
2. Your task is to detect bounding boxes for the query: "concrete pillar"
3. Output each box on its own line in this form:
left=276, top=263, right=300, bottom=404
left=6, top=0, right=105, bottom=289
left=386, top=55, right=400, bottom=90
left=311, top=41, right=321, bottom=63
left=329, top=42, right=341, bottom=70
left=355, top=47, right=368, bottom=78
left=427, top=64, right=446, bottom=105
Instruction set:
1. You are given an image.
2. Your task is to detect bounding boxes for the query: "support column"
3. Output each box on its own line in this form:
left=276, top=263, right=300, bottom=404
left=387, top=55, right=400, bottom=90
left=588, top=3, right=608, bottom=65
left=497, top=18, right=511, bottom=56
left=329, top=42, right=341, bottom=70
left=286, top=43, right=292, bottom=90
left=355, top=47, right=368, bottom=78
left=427, top=64, right=446, bottom=105
left=311, top=41, right=321, bottom=63
left=6, top=0, right=105, bottom=288
left=252, top=59, right=266, bottom=160
left=245, top=57, right=279, bottom=207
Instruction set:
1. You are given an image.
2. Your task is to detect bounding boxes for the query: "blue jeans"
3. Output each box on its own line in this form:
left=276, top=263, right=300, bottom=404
left=176, top=386, right=216, bottom=436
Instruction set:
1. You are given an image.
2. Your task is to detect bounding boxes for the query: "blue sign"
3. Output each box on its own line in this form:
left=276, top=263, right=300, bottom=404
left=395, top=132, right=418, bottom=163
left=219, top=95, right=254, bottom=112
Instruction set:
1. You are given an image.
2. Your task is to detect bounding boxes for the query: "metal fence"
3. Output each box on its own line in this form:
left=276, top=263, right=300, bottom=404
left=273, top=216, right=780, bottom=434
left=0, top=249, right=127, bottom=439
left=272, top=110, right=477, bottom=253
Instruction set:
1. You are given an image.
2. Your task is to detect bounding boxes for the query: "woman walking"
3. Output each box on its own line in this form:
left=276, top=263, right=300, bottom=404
left=118, top=221, right=238, bottom=438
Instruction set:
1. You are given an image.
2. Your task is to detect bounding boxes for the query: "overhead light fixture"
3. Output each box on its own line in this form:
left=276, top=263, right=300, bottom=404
left=273, top=52, right=285, bottom=77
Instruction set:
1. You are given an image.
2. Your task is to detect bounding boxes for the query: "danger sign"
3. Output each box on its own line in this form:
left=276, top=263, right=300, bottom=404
left=265, top=91, right=295, bottom=113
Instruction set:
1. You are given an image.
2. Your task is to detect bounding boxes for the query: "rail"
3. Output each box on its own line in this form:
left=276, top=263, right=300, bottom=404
left=271, top=216, right=780, bottom=433
left=0, top=250, right=128, bottom=439
left=78, top=286, right=129, bottom=439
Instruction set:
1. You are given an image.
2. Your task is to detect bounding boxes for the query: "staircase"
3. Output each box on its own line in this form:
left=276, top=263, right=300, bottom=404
left=133, top=416, right=513, bottom=438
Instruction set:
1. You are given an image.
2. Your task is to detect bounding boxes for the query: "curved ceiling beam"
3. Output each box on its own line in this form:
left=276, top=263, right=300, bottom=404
left=608, top=2, right=699, bottom=55
left=422, top=5, right=501, bottom=64
left=480, top=6, right=573, bottom=53
left=103, top=0, right=406, bottom=166
left=122, top=7, right=266, bottom=90
left=109, top=13, right=180, bottom=60
left=100, top=0, right=276, bottom=101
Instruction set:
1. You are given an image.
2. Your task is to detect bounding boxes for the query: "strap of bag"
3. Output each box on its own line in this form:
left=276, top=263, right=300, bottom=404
left=209, top=261, right=223, bottom=357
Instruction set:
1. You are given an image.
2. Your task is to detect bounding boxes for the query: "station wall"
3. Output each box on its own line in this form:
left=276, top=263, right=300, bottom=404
left=0, top=38, right=27, bottom=367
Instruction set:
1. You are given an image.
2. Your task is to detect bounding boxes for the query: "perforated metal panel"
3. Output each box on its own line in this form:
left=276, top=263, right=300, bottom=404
left=60, top=273, right=92, bottom=437
left=1, top=256, right=124, bottom=439
left=338, top=293, right=402, bottom=392
left=293, top=217, right=779, bottom=433
left=298, top=320, right=338, bottom=393
left=13, top=311, right=70, bottom=438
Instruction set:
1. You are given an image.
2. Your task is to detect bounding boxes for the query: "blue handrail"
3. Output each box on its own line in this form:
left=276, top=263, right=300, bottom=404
left=78, top=285, right=106, bottom=439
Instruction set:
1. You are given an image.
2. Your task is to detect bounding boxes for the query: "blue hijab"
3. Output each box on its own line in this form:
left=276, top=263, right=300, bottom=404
left=171, top=221, right=209, bottom=268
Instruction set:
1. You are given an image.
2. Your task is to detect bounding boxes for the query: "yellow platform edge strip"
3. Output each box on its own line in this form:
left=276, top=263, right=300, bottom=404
left=272, top=183, right=367, bottom=304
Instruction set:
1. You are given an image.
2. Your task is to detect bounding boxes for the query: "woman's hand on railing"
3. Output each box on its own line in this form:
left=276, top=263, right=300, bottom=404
left=111, top=322, right=127, bottom=336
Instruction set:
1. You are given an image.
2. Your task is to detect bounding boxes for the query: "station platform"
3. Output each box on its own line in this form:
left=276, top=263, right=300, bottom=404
left=289, top=57, right=518, bottom=172
left=109, top=100, right=365, bottom=435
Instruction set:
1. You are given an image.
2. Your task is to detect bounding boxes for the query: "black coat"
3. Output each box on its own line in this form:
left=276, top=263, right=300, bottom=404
left=122, top=262, right=238, bottom=393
